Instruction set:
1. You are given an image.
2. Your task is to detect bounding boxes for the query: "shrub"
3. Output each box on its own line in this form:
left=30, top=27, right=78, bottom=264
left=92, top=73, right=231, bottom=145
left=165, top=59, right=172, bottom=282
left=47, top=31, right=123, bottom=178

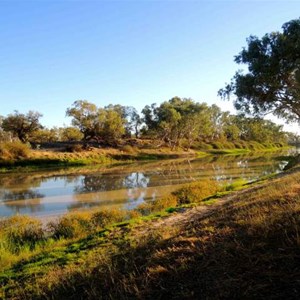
left=49, top=211, right=92, bottom=238
left=0, top=141, right=30, bottom=160
left=0, top=215, right=44, bottom=251
left=173, top=180, right=220, bottom=204
left=91, top=208, right=127, bottom=228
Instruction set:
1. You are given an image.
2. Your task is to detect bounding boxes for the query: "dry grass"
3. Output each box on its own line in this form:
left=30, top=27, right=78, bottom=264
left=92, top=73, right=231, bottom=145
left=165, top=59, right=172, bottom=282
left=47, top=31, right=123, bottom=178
left=0, top=141, right=30, bottom=160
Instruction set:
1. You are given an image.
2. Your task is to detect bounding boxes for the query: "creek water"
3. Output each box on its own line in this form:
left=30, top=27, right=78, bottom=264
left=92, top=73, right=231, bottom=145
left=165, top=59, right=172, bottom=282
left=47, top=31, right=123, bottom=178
left=0, top=151, right=294, bottom=218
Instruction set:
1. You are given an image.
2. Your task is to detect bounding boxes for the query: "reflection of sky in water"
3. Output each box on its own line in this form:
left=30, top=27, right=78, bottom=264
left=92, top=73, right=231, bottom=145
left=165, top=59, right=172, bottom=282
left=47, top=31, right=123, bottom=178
left=0, top=153, right=292, bottom=217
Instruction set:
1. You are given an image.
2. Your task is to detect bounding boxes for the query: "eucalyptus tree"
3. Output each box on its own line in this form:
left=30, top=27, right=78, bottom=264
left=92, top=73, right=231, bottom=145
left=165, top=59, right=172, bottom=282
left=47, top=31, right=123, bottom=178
left=142, top=97, right=215, bottom=149
left=219, top=18, right=300, bottom=123
left=66, top=100, right=99, bottom=141
left=2, top=111, right=43, bottom=143
left=66, top=100, right=126, bottom=144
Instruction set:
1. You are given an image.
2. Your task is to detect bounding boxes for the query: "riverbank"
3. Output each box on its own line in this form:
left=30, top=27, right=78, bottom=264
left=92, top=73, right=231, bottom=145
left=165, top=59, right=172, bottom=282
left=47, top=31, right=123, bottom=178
left=1, top=159, right=300, bottom=299
left=0, top=140, right=290, bottom=173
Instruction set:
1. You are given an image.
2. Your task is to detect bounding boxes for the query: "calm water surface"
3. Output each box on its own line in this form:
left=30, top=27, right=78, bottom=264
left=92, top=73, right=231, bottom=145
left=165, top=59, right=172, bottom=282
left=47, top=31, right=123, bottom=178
left=0, top=152, right=293, bottom=218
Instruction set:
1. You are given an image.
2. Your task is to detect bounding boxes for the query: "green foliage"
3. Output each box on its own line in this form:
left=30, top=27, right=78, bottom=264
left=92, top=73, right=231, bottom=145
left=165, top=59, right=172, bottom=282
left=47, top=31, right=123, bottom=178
left=102, top=109, right=125, bottom=143
left=2, top=111, right=42, bottom=143
left=142, top=97, right=215, bottom=149
left=141, top=97, right=288, bottom=149
left=30, top=127, right=58, bottom=143
left=219, top=18, right=300, bottom=122
left=59, top=127, right=84, bottom=142
left=66, top=100, right=98, bottom=141
left=66, top=100, right=126, bottom=144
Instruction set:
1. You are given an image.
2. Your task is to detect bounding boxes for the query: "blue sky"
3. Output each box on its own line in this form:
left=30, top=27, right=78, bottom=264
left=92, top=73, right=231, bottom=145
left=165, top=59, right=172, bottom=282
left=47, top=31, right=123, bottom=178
left=1, top=0, right=300, bottom=132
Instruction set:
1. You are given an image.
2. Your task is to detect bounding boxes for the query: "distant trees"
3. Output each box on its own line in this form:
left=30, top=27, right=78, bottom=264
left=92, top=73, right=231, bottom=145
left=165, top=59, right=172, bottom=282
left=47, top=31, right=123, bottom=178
left=30, top=128, right=58, bottom=143
left=2, top=111, right=43, bottom=143
left=0, top=97, right=289, bottom=148
left=219, top=18, right=300, bottom=123
left=227, top=116, right=287, bottom=144
left=140, top=97, right=288, bottom=148
left=66, top=100, right=126, bottom=144
left=141, top=97, right=212, bottom=149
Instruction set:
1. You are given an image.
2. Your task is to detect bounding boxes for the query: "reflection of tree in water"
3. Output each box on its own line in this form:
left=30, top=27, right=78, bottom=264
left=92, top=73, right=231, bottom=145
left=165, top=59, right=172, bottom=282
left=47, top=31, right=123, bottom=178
left=123, top=172, right=149, bottom=188
left=74, top=172, right=150, bottom=194
left=0, top=174, right=45, bottom=214
left=71, top=172, right=151, bottom=211
left=68, top=201, right=102, bottom=211
left=211, top=158, right=285, bottom=183
left=1, top=190, right=43, bottom=201
left=125, top=173, right=151, bottom=209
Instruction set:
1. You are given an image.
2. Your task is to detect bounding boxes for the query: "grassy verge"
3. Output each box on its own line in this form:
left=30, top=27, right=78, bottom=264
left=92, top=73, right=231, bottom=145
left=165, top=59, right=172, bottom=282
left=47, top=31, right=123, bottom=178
left=1, top=166, right=300, bottom=298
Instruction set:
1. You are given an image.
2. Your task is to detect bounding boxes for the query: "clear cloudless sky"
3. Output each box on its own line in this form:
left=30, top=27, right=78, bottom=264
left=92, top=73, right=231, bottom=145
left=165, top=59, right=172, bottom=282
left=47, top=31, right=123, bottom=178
left=1, top=0, right=300, bottom=132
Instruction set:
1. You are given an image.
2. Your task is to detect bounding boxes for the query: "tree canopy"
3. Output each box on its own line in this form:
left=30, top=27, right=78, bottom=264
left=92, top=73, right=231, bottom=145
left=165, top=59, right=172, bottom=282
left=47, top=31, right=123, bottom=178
left=219, top=18, right=300, bottom=122
left=2, top=111, right=43, bottom=143
left=66, top=100, right=126, bottom=143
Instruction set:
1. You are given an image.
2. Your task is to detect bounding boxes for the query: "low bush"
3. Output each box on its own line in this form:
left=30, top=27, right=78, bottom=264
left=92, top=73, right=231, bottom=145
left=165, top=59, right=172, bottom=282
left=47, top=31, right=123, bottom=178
left=173, top=180, right=220, bottom=204
left=48, top=211, right=93, bottom=238
left=91, top=208, right=127, bottom=227
left=0, top=215, right=44, bottom=252
left=0, top=141, right=30, bottom=160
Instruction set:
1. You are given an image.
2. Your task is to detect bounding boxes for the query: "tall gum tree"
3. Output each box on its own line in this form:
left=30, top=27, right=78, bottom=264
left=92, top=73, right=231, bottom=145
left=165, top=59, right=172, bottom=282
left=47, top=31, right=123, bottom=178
left=219, top=18, right=300, bottom=123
